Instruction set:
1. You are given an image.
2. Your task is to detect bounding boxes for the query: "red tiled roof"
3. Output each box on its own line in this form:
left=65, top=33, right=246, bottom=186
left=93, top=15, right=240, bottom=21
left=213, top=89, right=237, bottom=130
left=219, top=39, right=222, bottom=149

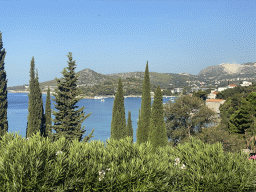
left=206, top=99, right=224, bottom=102
left=213, top=92, right=218, bottom=94
left=229, top=84, right=237, bottom=87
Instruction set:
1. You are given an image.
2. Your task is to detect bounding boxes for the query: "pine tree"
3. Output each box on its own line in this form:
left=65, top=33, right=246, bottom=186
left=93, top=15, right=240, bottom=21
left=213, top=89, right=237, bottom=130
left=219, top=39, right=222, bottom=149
left=0, top=31, right=8, bottom=140
left=51, top=52, right=94, bottom=143
left=44, top=86, right=53, bottom=140
left=148, top=86, right=168, bottom=154
left=126, top=111, right=133, bottom=143
left=110, top=77, right=126, bottom=142
left=27, top=58, right=42, bottom=138
left=136, top=61, right=151, bottom=146
left=228, top=98, right=253, bottom=134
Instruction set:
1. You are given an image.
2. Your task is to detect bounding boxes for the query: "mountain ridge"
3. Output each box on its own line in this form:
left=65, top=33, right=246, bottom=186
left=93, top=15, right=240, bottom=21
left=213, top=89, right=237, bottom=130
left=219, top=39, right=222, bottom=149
left=7, top=62, right=256, bottom=93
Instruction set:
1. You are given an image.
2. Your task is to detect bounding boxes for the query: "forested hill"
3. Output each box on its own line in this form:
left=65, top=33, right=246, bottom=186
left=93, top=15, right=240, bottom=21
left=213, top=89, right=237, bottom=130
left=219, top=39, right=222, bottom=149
left=7, top=68, right=199, bottom=94
left=7, top=62, right=256, bottom=96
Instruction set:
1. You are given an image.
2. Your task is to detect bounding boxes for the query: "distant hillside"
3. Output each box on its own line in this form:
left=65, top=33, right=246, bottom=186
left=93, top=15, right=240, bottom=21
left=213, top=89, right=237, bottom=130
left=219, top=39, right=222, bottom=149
left=7, top=62, right=256, bottom=95
left=7, top=68, right=199, bottom=93
left=38, top=68, right=118, bottom=89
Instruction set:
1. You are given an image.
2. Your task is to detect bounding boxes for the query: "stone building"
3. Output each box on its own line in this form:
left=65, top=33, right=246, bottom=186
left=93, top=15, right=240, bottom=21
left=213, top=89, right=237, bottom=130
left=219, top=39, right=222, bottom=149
left=205, top=99, right=226, bottom=114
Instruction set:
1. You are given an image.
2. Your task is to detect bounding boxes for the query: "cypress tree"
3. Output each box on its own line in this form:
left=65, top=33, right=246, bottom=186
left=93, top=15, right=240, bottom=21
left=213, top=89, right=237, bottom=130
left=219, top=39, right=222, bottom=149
left=137, top=61, right=151, bottom=146
left=44, top=86, right=53, bottom=140
left=136, top=109, right=141, bottom=143
left=110, top=77, right=126, bottom=142
left=35, top=69, right=45, bottom=138
left=51, top=52, right=94, bottom=143
left=126, top=111, right=133, bottom=143
left=0, top=31, right=8, bottom=140
left=27, top=58, right=42, bottom=138
left=148, top=86, right=168, bottom=154
left=111, top=82, right=119, bottom=140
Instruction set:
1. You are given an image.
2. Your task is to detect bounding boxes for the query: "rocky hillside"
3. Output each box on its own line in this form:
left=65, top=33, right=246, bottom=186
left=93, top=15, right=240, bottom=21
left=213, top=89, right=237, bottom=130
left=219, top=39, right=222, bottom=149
left=198, top=62, right=256, bottom=80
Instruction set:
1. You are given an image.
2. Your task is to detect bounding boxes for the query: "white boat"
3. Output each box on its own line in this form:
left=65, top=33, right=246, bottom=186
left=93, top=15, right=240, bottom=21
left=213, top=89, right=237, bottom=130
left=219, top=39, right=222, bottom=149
left=101, top=99, right=105, bottom=102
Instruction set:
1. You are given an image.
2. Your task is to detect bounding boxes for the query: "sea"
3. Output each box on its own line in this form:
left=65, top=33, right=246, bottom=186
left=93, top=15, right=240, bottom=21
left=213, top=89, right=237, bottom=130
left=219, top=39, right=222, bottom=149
left=6, top=93, right=177, bottom=146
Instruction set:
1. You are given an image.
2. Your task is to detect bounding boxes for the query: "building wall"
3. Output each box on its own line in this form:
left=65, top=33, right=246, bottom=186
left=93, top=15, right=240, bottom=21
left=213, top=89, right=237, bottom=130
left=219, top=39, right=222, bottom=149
left=205, top=100, right=225, bottom=114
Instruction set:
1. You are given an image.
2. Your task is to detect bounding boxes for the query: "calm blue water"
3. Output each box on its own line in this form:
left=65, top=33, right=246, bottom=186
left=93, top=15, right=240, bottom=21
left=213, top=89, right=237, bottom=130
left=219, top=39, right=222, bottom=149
left=6, top=93, right=176, bottom=145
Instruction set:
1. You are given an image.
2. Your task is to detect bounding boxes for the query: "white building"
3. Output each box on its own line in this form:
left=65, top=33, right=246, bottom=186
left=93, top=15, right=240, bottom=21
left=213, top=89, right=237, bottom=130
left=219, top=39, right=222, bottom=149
left=173, top=88, right=183, bottom=93
left=240, top=81, right=252, bottom=87
left=207, top=90, right=218, bottom=99
left=217, top=86, right=228, bottom=92
left=228, top=84, right=237, bottom=89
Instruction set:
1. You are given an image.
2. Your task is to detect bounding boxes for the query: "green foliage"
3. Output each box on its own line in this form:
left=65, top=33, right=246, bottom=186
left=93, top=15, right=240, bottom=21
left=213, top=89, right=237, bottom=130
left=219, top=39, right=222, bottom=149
left=219, top=94, right=243, bottom=120
left=246, top=92, right=256, bottom=116
left=172, top=137, right=256, bottom=191
left=181, top=124, right=247, bottom=154
left=216, top=84, right=256, bottom=100
left=35, top=69, right=45, bottom=138
left=137, top=61, right=151, bottom=146
left=44, top=86, right=53, bottom=139
left=220, top=107, right=229, bottom=132
left=1, top=127, right=256, bottom=191
left=50, top=52, right=94, bottom=143
left=125, top=111, right=133, bottom=143
left=194, top=90, right=208, bottom=100
left=27, top=58, right=44, bottom=138
left=164, top=95, right=216, bottom=146
left=148, top=86, right=168, bottom=154
left=228, top=98, right=253, bottom=134
left=111, top=77, right=126, bottom=141
left=0, top=31, right=8, bottom=139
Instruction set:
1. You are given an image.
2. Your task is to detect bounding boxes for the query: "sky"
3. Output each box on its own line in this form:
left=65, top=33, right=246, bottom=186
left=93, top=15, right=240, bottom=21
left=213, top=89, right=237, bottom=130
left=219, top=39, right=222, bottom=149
left=1, top=0, right=255, bottom=88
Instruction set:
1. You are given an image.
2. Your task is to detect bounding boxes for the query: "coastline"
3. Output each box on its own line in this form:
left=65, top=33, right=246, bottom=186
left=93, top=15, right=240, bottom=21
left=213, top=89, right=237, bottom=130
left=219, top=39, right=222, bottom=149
left=7, top=90, right=177, bottom=99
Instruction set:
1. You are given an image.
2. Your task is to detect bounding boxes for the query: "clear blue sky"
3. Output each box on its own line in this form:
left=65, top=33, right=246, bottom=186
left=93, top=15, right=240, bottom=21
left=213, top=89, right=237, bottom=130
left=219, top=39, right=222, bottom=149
left=1, top=0, right=255, bottom=87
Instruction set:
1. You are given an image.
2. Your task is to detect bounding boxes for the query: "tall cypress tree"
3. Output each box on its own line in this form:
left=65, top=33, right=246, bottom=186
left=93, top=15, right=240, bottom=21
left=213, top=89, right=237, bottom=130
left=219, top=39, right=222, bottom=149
left=44, top=86, right=53, bottom=140
left=35, top=69, right=45, bottom=138
left=0, top=31, right=8, bottom=140
left=51, top=52, right=94, bottom=143
left=136, top=108, right=141, bottom=144
left=148, top=86, right=168, bottom=154
left=27, top=57, right=42, bottom=138
left=110, top=77, right=126, bottom=142
left=111, top=82, right=119, bottom=140
left=126, top=111, right=133, bottom=143
left=136, top=61, right=151, bottom=146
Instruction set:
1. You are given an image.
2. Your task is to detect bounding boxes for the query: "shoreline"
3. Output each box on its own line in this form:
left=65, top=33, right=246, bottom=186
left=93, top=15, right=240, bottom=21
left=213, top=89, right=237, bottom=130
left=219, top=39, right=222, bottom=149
left=7, top=90, right=178, bottom=99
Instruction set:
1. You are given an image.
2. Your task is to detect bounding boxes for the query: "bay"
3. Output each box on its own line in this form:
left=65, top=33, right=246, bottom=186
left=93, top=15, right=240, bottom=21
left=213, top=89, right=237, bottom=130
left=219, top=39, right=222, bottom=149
left=6, top=93, right=176, bottom=145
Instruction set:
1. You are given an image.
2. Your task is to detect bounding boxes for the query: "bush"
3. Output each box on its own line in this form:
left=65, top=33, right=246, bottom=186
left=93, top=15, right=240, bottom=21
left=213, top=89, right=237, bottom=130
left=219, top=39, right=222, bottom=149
left=179, top=124, right=247, bottom=154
